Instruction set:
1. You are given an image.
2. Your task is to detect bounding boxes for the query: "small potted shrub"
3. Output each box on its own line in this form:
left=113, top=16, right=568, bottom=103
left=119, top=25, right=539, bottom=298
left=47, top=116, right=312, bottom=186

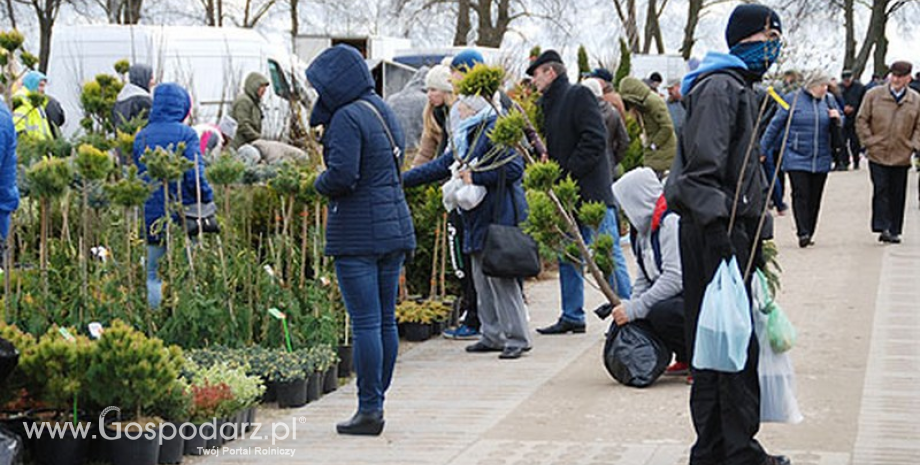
left=267, top=352, right=307, bottom=408
left=19, top=327, right=93, bottom=465
left=184, top=381, right=232, bottom=454
left=186, top=360, right=263, bottom=442
left=396, top=301, right=433, bottom=341
left=0, top=323, right=37, bottom=438
left=311, top=345, right=340, bottom=394
left=85, top=320, right=184, bottom=465
left=153, top=379, right=191, bottom=464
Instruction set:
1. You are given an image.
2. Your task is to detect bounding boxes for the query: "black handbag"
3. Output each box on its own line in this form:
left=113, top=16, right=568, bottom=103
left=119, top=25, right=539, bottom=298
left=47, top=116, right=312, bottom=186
left=826, top=96, right=846, bottom=160
left=481, top=167, right=541, bottom=279
left=185, top=201, right=220, bottom=236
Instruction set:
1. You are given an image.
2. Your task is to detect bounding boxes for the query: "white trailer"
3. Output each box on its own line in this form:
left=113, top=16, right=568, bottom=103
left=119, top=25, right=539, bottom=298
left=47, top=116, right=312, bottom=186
left=47, top=25, right=310, bottom=139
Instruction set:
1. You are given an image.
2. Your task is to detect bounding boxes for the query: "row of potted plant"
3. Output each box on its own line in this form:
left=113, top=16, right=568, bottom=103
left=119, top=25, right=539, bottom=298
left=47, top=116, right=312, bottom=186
left=396, top=299, right=454, bottom=342
left=185, top=345, right=340, bottom=409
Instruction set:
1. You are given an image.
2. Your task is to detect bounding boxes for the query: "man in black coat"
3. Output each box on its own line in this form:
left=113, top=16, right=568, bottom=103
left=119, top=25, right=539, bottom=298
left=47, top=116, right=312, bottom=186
left=841, top=70, right=867, bottom=170
left=528, top=50, right=632, bottom=336
left=665, top=4, right=790, bottom=465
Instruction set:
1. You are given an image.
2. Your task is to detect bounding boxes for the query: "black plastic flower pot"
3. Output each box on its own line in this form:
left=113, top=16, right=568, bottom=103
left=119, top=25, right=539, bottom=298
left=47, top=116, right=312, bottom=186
left=182, top=422, right=212, bottom=456
left=431, top=321, right=444, bottom=336
left=206, top=419, right=226, bottom=449
left=158, top=422, right=184, bottom=464
left=403, top=322, right=431, bottom=342
left=307, top=372, right=322, bottom=402
left=32, top=424, right=89, bottom=465
left=218, top=416, right=239, bottom=443
left=337, top=345, right=353, bottom=375
left=323, top=365, right=338, bottom=393
left=245, top=407, right=257, bottom=432
left=276, top=378, right=308, bottom=409
left=261, top=381, right=278, bottom=403
left=109, top=426, right=160, bottom=465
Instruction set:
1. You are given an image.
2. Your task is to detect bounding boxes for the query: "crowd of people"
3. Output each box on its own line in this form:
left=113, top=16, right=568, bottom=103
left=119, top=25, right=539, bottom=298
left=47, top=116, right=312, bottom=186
left=1, top=2, right=918, bottom=462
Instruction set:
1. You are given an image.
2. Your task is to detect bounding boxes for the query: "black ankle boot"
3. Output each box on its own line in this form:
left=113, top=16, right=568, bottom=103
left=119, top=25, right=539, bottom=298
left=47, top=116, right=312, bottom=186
left=336, top=411, right=384, bottom=436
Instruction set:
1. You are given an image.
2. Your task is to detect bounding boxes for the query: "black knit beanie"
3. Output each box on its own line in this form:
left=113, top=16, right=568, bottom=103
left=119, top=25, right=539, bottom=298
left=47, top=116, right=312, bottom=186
left=725, top=4, right=782, bottom=48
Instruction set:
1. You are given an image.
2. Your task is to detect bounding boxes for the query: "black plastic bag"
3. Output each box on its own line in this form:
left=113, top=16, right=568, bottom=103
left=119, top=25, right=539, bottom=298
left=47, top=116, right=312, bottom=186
left=603, top=320, right=669, bottom=388
left=0, top=424, right=23, bottom=465
left=0, top=338, right=18, bottom=385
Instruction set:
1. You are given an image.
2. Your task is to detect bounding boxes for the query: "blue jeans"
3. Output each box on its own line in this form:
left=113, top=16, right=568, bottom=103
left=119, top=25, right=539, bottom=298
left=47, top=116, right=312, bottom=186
left=559, top=206, right=631, bottom=324
left=146, top=244, right=166, bottom=309
left=334, top=251, right=405, bottom=414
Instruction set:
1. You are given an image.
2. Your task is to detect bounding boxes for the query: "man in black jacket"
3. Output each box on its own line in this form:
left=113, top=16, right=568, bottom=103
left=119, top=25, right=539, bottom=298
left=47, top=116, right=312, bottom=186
left=528, top=50, right=632, bottom=335
left=840, top=70, right=867, bottom=170
left=665, top=4, right=790, bottom=465
left=112, top=64, right=154, bottom=130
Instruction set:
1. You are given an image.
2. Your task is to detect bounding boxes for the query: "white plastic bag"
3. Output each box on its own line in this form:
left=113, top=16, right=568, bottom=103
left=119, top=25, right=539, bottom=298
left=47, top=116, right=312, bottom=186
left=441, top=177, right=462, bottom=211
left=754, top=303, right=803, bottom=423
left=692, top=257, right=752, bottom=372
left=455, top=184, right=487, bottom=210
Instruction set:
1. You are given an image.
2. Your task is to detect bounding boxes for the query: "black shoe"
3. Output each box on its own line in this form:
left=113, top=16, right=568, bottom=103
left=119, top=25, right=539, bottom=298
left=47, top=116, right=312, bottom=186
left=879, top=231, right=901, bottom=243
left=465, top=341, right=502, bottom=353
left=499, top=346, right=524, bottom=359
left=798, top=235, right=811, bottom=248
left=762, top=455, right=792, bottom=465
left=336, top=411, right=384, bottom=436
left=536, top=318, right=586, bottom=335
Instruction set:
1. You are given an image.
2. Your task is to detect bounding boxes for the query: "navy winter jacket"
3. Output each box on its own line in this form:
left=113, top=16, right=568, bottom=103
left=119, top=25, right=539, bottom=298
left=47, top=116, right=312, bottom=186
left=307, top=44, right=416, bottom=257
left=760, top=89, right=837, bottom=174
left=0, top=101, right=19, bottom=240
left=133, top=83, right=214, bottom=244
left=403, top=117, right=527, bottom=255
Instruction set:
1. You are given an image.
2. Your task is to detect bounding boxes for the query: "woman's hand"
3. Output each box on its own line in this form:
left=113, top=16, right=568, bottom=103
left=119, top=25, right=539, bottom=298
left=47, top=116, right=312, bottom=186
left=828, top=108, right=841, bottom=120
left=612, top=304, right=630, bottom=326
left=460, top=170, right=473, bottom=185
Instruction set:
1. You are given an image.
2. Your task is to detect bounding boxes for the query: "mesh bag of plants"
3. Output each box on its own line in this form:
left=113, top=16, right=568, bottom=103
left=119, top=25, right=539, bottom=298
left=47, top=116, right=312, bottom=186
left=603, top=320, right=669, bottom=388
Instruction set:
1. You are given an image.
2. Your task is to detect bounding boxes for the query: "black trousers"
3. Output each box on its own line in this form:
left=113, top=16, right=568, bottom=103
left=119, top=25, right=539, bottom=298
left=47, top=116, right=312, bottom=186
left=869, top=162, right=909, bottom=235
left=786, top=170, right=828, bottom=238
left=680, top=218, right=766, bottom=465
left=843, top=123, right=861, bottom=167
left=645, top=296, right=688, bottom=364
left=448, top=210, right=480, bottom=330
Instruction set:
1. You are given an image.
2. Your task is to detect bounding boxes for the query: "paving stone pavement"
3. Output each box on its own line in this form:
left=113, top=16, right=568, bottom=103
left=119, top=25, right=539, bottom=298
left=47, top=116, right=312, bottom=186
left=195, top=170, right=920, bottom=464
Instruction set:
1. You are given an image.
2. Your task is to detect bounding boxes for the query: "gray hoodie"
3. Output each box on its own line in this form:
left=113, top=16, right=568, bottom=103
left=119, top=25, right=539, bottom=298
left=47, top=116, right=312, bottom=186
left=612, top=167, right=682, bottom=321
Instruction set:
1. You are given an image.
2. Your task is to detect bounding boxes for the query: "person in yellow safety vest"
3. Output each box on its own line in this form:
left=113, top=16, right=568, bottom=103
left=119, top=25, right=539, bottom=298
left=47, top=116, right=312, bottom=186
left=12, top=71, right=53, bottom=141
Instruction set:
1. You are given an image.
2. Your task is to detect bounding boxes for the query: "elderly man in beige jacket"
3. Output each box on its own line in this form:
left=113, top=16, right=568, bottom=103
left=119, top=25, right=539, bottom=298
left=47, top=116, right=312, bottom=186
left=856, top=60, right=920, bottom=244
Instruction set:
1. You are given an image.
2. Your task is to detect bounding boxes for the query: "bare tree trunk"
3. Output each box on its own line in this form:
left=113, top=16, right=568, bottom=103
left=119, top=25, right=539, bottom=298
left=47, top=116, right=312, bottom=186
left=873, top=34, right=889, bottom=77
left=842, top=0, right=856, bottom=71
left=289, top=0, right=299, bottom=38
left=36, top=9, right=53, bottom=73
left=626, top=0, right=639, bottom=53
left=217, top=0, right=223, bottom=26
left=453, top=0, right=471, bottom=45
left=681, top=0, right=703, bottom=60
left=642, top=0, right=655, bottom=53
left=203, top=0, right=216, bottom=26
left=852, top=0, right=888, bottom=79
left=5, top=0, right=16, bottom=29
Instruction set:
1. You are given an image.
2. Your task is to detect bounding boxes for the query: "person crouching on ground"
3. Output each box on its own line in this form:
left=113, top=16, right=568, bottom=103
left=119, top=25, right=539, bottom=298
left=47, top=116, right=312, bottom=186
left=404, top=95, right=532, bottom=360
left=610, top=167, right=688, bottom=379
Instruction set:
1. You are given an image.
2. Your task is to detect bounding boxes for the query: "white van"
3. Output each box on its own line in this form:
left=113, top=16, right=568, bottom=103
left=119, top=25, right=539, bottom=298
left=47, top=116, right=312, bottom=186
left=47, top=25, right=309, bottom=140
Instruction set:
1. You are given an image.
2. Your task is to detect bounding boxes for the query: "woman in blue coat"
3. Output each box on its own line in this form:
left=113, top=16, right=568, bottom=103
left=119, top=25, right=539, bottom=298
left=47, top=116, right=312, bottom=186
left=404, top=95, right=532, bottom=360
left=306, top=44, right=416, bottom=436
left=761, top=70, right=841, bottom=248
left=133, top=83, right=213, bottom=308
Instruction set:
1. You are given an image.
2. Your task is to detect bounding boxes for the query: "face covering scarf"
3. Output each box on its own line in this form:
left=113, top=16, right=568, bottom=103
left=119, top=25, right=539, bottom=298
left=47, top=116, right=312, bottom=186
left=730, top=38, right=782, bottom=76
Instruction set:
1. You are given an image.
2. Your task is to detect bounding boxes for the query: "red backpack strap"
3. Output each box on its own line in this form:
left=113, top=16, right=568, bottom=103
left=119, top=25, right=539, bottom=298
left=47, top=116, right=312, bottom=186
left=650, top=194, right=668, bottom=232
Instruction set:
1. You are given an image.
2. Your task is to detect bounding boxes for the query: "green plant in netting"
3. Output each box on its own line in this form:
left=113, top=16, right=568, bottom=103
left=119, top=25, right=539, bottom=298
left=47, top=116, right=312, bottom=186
left=455, top=63, right=505, bottom=99
left=620, top=115, right=645, bottom=174
left=760, top=240, right=782, bottom=295
left=85, top=320, right=184, bottom=419
left=614, top=38, right=631, bottom=88
left=577, top=45, right=590, bottom=78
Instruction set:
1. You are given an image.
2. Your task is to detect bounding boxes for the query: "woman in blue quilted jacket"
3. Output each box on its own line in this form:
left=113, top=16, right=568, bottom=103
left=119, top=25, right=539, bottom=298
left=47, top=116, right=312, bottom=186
left=761, top=70, right=841, bottom=248
left=307, top=44, right=416, bottom=436
left=133, top=83, right=213, bottom=309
